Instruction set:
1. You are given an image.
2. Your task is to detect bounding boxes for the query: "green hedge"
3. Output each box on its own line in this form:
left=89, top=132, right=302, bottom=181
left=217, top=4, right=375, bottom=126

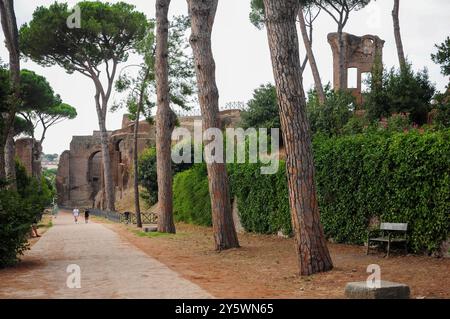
left=314, top=130, right=450, bottom=253
left=228, top=163, right=291, bottom=235
left=0, top=161, right=54, bottom=268
left=173, top=164, right=212, bottom=226
left=0, top=190, right=35, bottom=267
left=172, top=130, right=450, bottom=253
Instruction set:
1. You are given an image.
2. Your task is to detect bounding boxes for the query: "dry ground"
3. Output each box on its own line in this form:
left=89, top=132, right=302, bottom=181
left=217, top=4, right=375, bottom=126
left=104, top=221, right=450, bottom=299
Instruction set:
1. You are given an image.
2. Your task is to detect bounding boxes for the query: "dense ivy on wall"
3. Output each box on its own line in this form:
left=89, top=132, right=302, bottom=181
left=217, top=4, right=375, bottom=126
left=172, top=130, right=449, bottom=254
left=314, top=130, right=449, bottom=253
left=228, top=163, right=291, bottom=235
left=173, top=164, right=211, bottom=226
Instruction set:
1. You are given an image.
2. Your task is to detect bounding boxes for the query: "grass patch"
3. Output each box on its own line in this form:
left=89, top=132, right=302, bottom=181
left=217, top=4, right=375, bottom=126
left=132, top=229, right=175, bottom=238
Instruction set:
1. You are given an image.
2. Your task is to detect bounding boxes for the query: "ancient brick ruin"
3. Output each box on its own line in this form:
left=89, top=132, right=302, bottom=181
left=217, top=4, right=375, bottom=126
left=328, top=32, right=385, bottom=104
left=56, top=110, right=242, bottom=209
left=15, top=137, right=42, bottom=176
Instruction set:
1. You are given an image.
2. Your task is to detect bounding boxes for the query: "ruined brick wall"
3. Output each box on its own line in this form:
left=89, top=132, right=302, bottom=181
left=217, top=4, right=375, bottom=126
left=56, top=151, right=70, bottom=206
left=15, top=138, right=41, bottom=176
left=57, top=110, right=242, bottom=209
left=328, top=32, right=385, bottom=104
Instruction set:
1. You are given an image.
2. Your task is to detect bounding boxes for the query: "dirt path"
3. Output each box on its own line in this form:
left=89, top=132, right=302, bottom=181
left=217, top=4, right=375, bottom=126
left=0, top=211, right=212, bottom=299
left=104, top=222, right=450, bottom=299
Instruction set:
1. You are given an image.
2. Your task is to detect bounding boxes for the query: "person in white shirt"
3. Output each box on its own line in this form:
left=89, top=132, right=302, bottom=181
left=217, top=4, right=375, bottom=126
left=73, top=208, right=80, bottom=224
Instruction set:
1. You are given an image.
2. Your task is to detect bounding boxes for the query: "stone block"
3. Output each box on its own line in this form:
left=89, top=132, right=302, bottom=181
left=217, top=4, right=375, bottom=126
left=345, top=281, right=410, bottom=299
left=143, top=225, right=158, bottom=233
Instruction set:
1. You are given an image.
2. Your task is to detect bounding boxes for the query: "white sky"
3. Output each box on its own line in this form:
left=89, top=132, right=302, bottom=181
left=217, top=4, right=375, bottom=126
left=0, top=0, right=449, bottom=155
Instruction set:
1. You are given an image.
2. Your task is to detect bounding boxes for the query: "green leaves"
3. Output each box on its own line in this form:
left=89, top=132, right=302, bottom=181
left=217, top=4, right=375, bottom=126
left=241, top=83, right=280, bottom=131
left=173, top=164, right=212, bottom=226
left=168, top=130, right=449, bottom=254
left=364, top=62, right=436, bottom=124
left=0, top=161, right=54, bottom=267
left=314, top=130, right=450, bottom=253
left=20, top=1, right=148, bottom=73
left=431, top=36, right=450, bottom=77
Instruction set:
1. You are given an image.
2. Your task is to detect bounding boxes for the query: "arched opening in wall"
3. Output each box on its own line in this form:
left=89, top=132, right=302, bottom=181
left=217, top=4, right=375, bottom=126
left=115, top=139, right=124, bottom=165
left=115, top=139, right=127, bottom=195
left=88, top=151, right=102, bottom=201
left=347, top=68, right=358, bottom=89
left=361, top=72, right=371, bottom=93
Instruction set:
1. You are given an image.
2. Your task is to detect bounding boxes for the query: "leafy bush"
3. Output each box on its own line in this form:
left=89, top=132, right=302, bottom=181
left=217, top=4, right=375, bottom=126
left=241, top=83, right=280, bottom=131
left=432, top=92, right=450, bottom=128
left=364, top=62, right=436, bottom=124
left=307, top=85, right=355, bottom=136
left=0, top=190, right=34, bottom=268
left=0, top=161, right=52, bottom=268
left=173, top=164, right=211, bottom=226
left=172, top=131, right=449, bottom=254
left=137, top=147, right=158, bottom=205
left=228, top=162, right=291, bottom=234
left=314, top=130, right=450, bottom=253
left=138, top=146, right=194, bottom=206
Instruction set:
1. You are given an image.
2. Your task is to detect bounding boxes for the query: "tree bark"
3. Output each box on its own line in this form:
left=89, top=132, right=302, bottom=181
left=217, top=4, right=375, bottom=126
left=392, top=0, right=406, bottom=70
left=0, top=0, right=20, bottom=189
left=133, top=104, right=142, bottom=228
left=0, top=146, right=5, bottom=181
left=93, top=90, right=115, bottom=211
left=337, top=23, right=346, bottom=90
left=4, top=127, right=15, bottom=184
left=155, top=0, right=176, bottom=234
left=263, top=0, right=333, bottom=276
left=298, top=6, right=325, bottom=104
left=187, top=0, right=240, bottom=250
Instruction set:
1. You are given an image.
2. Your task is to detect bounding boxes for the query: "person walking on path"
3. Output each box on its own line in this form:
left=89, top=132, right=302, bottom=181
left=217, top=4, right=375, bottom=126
left=73, top=208, right=80, bottom=224
left=84, top=209, right=90, bottom=224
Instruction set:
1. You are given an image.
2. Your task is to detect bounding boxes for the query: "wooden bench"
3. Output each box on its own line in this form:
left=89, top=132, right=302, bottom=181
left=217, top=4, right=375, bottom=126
left=367, top=223, right=408, bottom=257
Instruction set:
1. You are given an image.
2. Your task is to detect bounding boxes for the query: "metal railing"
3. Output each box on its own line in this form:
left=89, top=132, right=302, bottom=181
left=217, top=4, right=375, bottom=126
left=88, top=209, right=158, bottom=225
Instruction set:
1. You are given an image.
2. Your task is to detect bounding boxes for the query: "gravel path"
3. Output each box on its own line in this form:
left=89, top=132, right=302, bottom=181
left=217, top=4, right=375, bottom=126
left=0, top=211, right=212, bottom=299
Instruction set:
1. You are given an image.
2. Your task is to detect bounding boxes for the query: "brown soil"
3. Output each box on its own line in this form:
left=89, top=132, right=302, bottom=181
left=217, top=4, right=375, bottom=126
left=104, top=221, right=450, bottom=299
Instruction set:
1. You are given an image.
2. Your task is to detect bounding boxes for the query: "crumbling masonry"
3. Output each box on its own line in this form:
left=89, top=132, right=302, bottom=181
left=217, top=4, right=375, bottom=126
left=328, top=32, right=385, bottom=105
left=56, top=110, right=241, bottom=209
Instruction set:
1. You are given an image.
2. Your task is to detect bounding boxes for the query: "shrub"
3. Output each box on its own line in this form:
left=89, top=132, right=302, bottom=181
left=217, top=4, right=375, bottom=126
left=0, top=190, right=34, bottom=268
left=228, top=162, right=291, bottom=234
left=137, top=147, right=158, bottom=205
left=307, top=85, right=356, bottom=136
left=314, top=130, right=450, bottom=253
left=0, top=161, right=53, bottom=268
left=241, top=83, right=280, bottom=131
left=138, top=146, right=193, bottom=206
left=173, top=164, right=211, bottom=226
left=171, top=131, right=449, bottom=253
left=364, top=62, right=436, bottom=125
left=432, top=92, right=450, bottom=129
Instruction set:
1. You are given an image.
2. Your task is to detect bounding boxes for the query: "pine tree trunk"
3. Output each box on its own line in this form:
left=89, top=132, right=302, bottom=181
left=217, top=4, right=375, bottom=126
left=95, top=95, right=115, bottom=211
left=337, top=24, right=346, bottom=90
left=0, top=145, right=5, bottom=181
left=263, top=0, right=333, bottom=276
left=133, top=103, right=142, bottom=228
left=155, top=0, right=176, bottom=234
left=187, top=0, right=240, bottom=251
left=298, top=6, right=325, bottom=104
left=0, top=0, right=20, bottom=189
left=5, top=128, right=15, bottom=186
left=392, top=0, right=406, bottom=70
